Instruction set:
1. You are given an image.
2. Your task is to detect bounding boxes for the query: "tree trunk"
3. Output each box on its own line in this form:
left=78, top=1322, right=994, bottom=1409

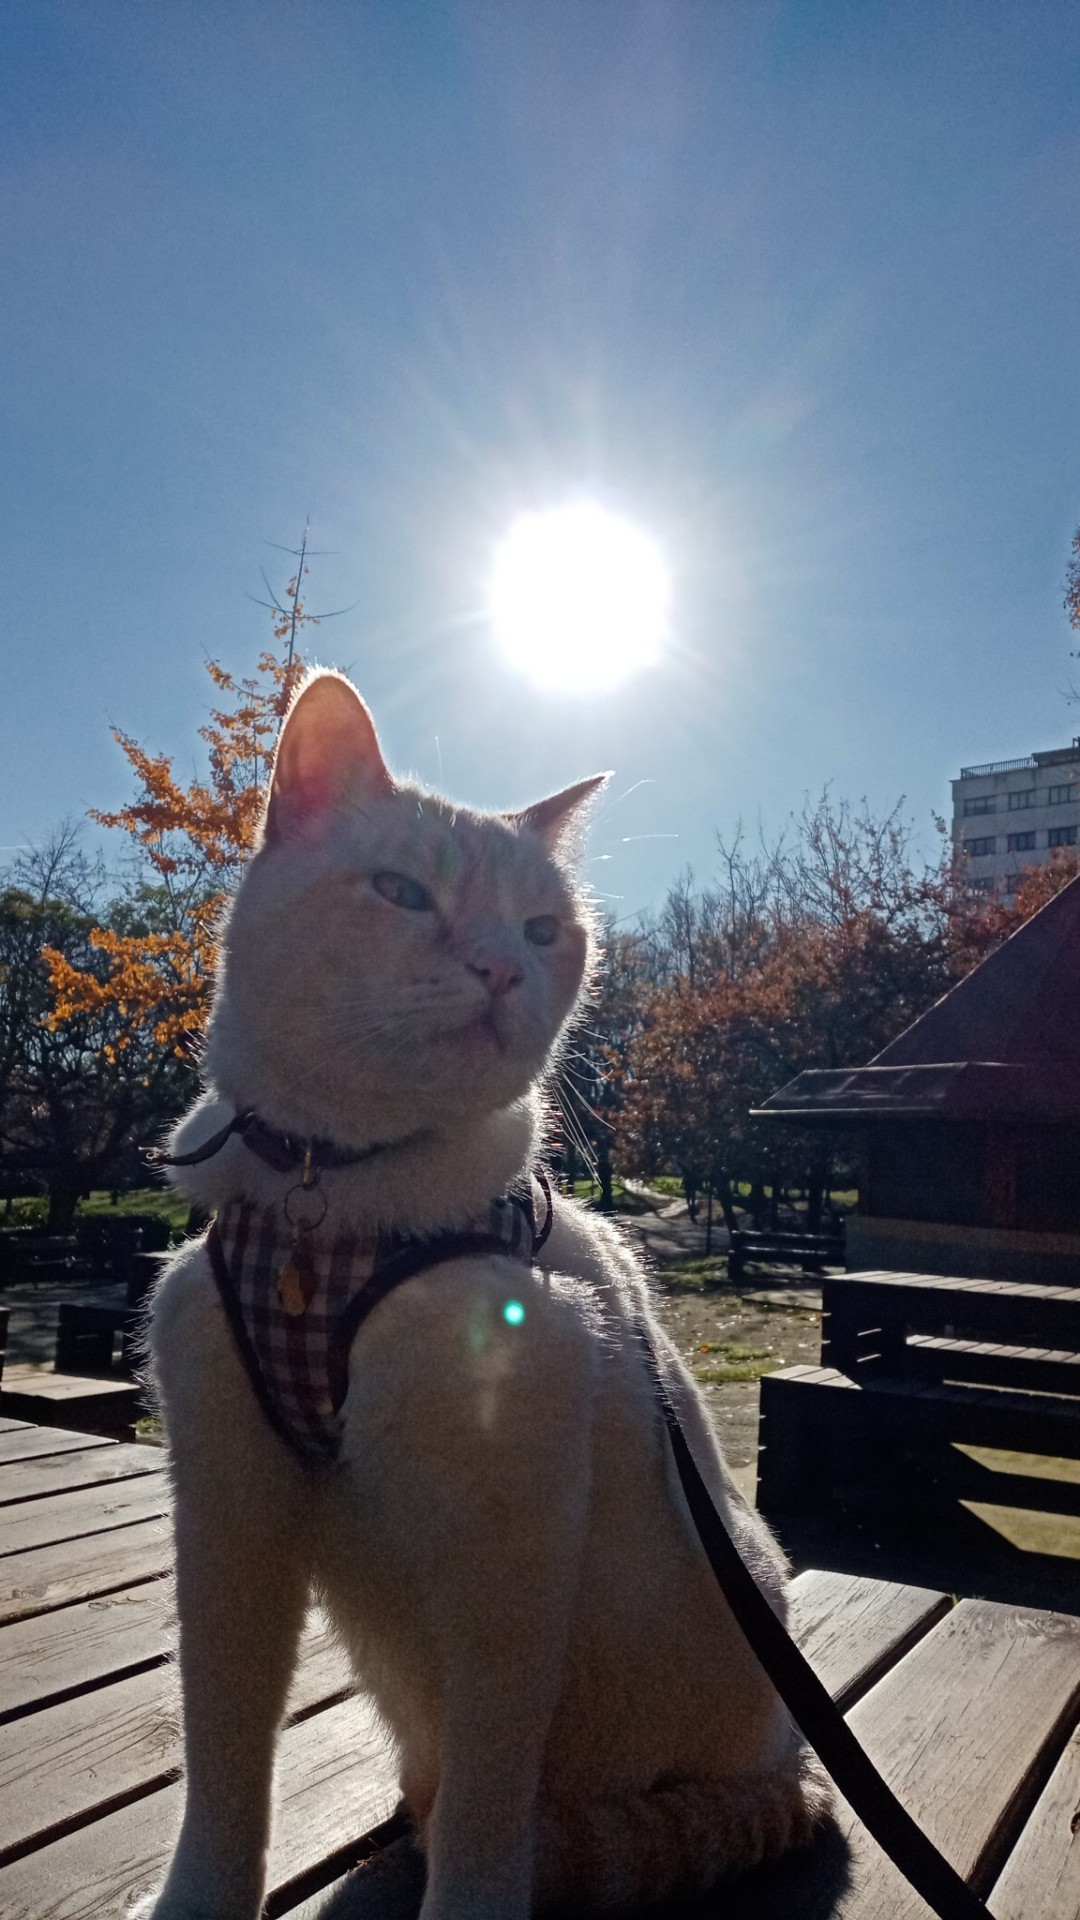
left=46, top=1172, right=83, bottom=1234
left=717, top=1180, right=740, bottom=1240
left=704, top=1183, right=713, bottom=1256
left=597, top=1142, right=614, bottom=1211
left=806, top=1154, right=829, bottom=1234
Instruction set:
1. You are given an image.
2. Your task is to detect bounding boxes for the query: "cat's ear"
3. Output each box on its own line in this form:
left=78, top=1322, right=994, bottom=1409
left=508, top=773, right=610, bottom=858
left=263, top=671, right=394, bottom=843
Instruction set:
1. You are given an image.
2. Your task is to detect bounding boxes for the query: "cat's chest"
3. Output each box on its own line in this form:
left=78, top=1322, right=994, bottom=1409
left=207, top=1191, right=541, bottom=1467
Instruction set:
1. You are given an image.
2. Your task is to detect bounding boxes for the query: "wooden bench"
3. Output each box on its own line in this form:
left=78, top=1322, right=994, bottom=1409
left=757, top=1269, right=1080, bottom=1531
left=54, top=1301, right=139, bottom=1375
left=0, top=1234, right=87, bottom=1289
left=728, top=1226, right=844, bottom=1281
left=53, top=1254, right=160, bottom=1377
left=1, top=1416, right=1078, bottom=1917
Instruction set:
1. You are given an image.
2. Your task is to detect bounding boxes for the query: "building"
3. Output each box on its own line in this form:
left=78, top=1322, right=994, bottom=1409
left=753, top=874, right=1080, bottom=1286
left=953, top=739, right=1080, bottom=897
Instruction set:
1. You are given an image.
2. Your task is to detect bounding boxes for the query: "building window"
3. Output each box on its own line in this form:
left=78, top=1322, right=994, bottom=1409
left=964, top=836, right=996, bottom=857
left=963, top=795, right=994, bottom=816
left=1007, top=789, right=1038, bottom=810
left=966, top=876, right=995, bottom=893
left=1048, top=784, right=1077, bottom=805
left=1049, top=824, right=1078, bottom=848
left=1007, top=831, right=1036, bottom=852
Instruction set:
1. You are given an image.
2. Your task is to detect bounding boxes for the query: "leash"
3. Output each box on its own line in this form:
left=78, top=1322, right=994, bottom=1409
left=635, top=1317, right=988, bottom=1920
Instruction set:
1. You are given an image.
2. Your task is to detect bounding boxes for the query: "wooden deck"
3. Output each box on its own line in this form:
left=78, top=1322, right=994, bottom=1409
left=1, top=1417, right=1079, bottom=1918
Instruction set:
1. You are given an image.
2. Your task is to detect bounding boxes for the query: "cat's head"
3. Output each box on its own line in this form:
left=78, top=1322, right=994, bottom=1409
left=204, top=670, right=606, bottom=1147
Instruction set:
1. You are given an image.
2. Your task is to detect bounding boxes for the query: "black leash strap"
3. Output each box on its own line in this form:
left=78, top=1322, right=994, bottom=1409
left=637, top=1319, right=988, bottom=1920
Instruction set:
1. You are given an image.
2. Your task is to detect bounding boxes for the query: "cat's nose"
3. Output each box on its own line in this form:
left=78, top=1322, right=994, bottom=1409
left=467, top=954, right=524, bottom=998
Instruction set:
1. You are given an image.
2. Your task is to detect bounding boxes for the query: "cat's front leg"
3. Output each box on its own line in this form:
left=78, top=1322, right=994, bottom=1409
left=135, top=1260, right=310, bottom=1919
left=349, top=1266, right=598, bottom=1920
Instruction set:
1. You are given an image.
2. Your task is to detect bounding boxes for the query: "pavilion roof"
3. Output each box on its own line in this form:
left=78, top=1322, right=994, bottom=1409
left=754, top=876, right=1080, bottom=1124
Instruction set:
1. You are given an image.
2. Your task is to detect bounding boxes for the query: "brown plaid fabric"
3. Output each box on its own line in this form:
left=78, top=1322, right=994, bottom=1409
left=208, top=1187, right=540, bottom=1467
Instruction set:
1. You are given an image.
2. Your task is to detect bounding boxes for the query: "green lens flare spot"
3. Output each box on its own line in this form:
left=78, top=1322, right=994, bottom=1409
left=503, top=1299, right=526, bottom=1327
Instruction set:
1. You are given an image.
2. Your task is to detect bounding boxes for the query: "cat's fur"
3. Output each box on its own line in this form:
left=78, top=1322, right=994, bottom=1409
left=141, top=670, right=829, bottom=1920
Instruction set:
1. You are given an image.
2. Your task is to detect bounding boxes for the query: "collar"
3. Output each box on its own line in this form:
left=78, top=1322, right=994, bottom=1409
left=152, top=1108, right=424, bottom=1177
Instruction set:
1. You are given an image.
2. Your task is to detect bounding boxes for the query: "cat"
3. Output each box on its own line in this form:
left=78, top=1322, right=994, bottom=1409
left=139, top=668, right=829, bottom=1920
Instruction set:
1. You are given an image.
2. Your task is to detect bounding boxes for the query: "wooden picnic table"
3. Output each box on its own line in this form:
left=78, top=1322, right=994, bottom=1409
left=1, top=1416, right=1078, bottom=1920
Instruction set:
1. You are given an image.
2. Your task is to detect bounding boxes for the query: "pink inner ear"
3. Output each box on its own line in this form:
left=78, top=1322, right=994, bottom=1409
left=265, top=673, right=393, bottom=842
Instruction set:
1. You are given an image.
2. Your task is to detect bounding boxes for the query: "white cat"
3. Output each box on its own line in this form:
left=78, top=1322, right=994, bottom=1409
left=141, top=670, right=828, bottom=1920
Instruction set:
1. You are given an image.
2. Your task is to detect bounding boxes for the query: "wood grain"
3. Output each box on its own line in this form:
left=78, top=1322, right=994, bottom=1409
left=788, top=1571, right=950, bottom=1709
left=989, top=1725, right=1080, bottom=1920
left=0, top=1583, right=170, bottom=1721
left=0, top=1471, right=169, bottom=1556
left=0, top=1693, right=398, bottom=1920
left=0, top=1518, right=171, bottom=1624
left=825, top=1599, right=1080, bottom=1917
left=0, top=1612, right=355, bottom=1865
left=0, top=1442, right=163, bottom=1508
left=0, top=1427, right=117, bottom=1468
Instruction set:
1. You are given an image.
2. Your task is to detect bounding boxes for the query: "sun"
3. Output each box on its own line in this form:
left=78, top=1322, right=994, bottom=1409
left=489, top=501, right=670, bottom=690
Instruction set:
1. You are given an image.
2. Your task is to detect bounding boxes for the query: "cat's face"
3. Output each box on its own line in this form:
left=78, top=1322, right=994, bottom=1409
left=206, top=672, right=604, bottom=1143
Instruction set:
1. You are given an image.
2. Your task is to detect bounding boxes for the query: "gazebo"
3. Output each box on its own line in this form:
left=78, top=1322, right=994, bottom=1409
left=755, top=875, right=1080, bottom=1286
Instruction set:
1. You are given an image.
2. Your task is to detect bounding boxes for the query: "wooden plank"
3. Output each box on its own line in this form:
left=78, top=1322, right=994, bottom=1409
left=757, top=1359, right=1076, bottom=1489
left=814, top=1600, right=1080, bottom=1916
left=0, top=1518, right=170, bottom=1624
left=989, top=1725, right=1080, bottom=1920
left=0, top=1567, right=946, bottom=1908
left=787, top=1571, right=951, bottom=1709
left=0, top=1583, right=170, bottom=1721
left=0, top=1471, right=168, bottom=1556
left=0, top=1572, right=942, bottom=1870
left=0, top=1692, right=398, bottom=1920
left=22, top=1598, right=1068, bottom=1920
left=0, top=1443, right=163, bottom=1507
left=0, top=1612, right=355, bottom=1867
left=715, top=1600, right=1080, bottom=1920
left=0, top=1427, right=117, bottom=1467
left=904, top=1333, right=1080, bottom=1399
left=823, top=1273, right=1080, bottom=1353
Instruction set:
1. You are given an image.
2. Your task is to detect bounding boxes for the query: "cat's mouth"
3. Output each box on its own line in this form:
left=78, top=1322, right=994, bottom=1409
left=448, top=1005, right=506, bottom=1053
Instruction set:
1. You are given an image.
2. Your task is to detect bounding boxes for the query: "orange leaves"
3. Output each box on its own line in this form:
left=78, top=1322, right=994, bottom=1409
left=43, top=923, right=214, bottom=1057
left=47, top=644, right=302, bottom=1064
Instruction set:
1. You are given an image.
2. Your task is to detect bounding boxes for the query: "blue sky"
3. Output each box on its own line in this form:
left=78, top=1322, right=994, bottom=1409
left=3, top=1, right=1079, bottom=919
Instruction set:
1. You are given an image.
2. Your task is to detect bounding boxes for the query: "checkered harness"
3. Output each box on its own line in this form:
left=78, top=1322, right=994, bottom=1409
left=207, top=1185, right=542, bottom=1467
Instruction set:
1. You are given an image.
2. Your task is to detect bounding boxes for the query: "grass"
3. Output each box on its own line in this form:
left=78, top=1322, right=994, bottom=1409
left=635, top=1176, right=859, bottom=1213
left=692, top=1339, right=780, bottom=1385
left=2, top=1187, right=189, bottom=1236
left=695, top=1361, right=781, bottom=1383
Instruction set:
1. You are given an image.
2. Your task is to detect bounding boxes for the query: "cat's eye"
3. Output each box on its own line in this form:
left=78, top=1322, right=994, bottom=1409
left=373, top=871, right=434, bottom=913
left=524, top=914, right=559, bottom=947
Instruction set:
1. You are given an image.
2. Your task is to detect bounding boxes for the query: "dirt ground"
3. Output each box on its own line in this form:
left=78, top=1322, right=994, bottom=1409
left=615, top=1190, right=824, bottom=1497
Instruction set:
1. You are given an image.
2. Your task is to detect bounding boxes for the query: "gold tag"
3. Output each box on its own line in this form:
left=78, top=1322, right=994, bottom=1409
left=278, top=1260, right=311, bottom=1317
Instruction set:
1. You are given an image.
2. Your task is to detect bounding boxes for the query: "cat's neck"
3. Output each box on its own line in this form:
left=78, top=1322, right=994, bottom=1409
left=164, top=1086, right=542, bottom=1236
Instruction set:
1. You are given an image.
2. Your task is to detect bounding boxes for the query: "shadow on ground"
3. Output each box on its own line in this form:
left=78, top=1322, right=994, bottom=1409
left=773, top=1500, right=1080, bottom=1617
left=294, top=1817, right=855, bottom=1920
